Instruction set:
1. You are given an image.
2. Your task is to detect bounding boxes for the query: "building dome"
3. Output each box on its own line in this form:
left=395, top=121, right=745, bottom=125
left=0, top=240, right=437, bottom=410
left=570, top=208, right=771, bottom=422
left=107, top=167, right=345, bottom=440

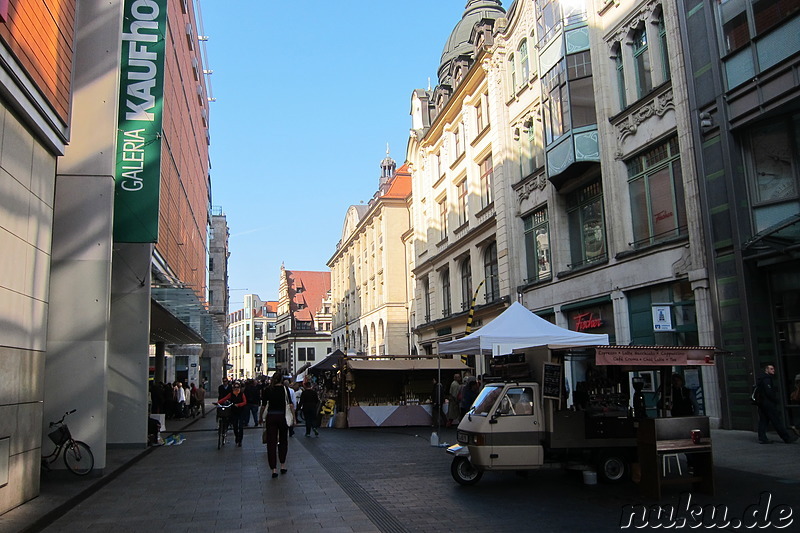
left=438, top=0, right=505, bottom=84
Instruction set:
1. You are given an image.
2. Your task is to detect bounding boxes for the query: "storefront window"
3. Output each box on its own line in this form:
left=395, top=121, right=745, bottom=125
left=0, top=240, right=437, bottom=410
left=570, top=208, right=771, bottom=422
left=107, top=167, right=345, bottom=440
left=523, top=206, right=551, bottom=283
left=567, top=181, right=607, bottom=267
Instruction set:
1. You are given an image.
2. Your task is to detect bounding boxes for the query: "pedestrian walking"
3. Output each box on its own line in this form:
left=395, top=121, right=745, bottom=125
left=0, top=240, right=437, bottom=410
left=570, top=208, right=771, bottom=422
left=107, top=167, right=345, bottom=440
left=218, top=381, right=248, bottom=447
left=755, top=363, right=798, bottom=444
left=284, top=379, right=298, bottom=437
left=218, top=377, right=231, bottom=401
left=242, top=379, right=260, bottom=427
left=298, top=381, right=320, bottom=437
left=259, top=373, right=292, bottom=477
left=195, top=381, right=206, bottom=417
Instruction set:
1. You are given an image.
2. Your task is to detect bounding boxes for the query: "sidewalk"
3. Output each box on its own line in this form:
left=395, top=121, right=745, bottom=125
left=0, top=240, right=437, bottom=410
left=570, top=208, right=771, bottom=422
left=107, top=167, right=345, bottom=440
left=0, top=414, right=798, bottom=533
left=0, top=408, right=212, bottom=533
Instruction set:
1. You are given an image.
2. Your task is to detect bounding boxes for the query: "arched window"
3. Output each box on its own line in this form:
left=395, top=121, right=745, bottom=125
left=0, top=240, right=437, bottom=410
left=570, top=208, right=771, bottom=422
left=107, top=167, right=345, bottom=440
left=484, top=243, right=499, bottom=303
left=632, top=25, right=652, bottom=99
left=657, top=10, right=670, bottom=82
left=423, top=277, right=431, bottom=322
left=613, top=42, right=626, bottom=110
left=518, top=39, right=529, bottom=82
left=460, top=258, right=472, bottom=311
left=441, top=267, right=451, bottom=317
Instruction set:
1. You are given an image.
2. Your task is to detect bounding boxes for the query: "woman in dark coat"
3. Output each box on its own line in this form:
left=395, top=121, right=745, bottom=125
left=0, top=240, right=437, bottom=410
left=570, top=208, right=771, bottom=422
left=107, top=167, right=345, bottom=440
left=259, top=373, right=292, bottom=477
left=298, top=382, right=320, bottom=437
left=218, top=381, right=248, bottom=446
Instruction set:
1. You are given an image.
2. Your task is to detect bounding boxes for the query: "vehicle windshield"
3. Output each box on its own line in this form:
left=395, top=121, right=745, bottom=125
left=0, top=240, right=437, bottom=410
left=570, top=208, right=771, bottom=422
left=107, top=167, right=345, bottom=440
left=470, top=385, right=503, bottom=416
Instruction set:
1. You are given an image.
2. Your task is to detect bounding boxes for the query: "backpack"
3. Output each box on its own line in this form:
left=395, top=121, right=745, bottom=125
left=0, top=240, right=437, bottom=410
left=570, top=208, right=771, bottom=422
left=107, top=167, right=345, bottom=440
left=751, top=384, right=762, bottom=406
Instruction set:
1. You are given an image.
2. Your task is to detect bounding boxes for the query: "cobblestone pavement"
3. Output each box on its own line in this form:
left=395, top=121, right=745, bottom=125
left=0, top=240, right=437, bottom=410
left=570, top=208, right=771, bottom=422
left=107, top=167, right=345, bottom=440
left=2, top=412, right=799, bottom=533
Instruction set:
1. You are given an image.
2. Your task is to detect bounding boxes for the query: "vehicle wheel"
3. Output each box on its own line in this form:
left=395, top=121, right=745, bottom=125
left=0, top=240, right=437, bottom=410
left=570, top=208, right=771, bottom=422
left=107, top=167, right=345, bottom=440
left=63, top=441, right=94, bottom=475
left=451, top=456, right=483, bottom=485
left=596, top=453, right=627, bottom=483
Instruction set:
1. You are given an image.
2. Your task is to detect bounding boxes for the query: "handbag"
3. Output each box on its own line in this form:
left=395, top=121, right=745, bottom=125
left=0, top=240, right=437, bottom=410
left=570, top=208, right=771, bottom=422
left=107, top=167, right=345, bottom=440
left=284, top=386, right=295, bottom=427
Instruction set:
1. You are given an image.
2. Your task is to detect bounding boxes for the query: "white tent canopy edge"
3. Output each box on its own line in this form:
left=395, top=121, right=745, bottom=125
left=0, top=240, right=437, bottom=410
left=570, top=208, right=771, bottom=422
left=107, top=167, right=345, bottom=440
left=437, top=302, right=609, bottom=355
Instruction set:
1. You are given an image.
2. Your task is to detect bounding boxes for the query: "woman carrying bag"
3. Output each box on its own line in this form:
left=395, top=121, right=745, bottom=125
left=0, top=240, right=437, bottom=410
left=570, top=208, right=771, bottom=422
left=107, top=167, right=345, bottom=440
left=259, top=372, right=293, bottom=478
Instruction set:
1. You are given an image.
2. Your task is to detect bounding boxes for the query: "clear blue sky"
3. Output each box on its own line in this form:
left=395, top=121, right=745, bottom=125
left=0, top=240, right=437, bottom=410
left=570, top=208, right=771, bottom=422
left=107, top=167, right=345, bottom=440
left=201, top=0, right=485, bottom=305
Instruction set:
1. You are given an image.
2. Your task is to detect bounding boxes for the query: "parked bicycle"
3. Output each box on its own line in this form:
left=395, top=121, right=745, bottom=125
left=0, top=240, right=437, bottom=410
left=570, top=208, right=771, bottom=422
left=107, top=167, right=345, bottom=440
left=216, top=401, right=234, bottom=449
left=41, top=409, right=94, bottom=475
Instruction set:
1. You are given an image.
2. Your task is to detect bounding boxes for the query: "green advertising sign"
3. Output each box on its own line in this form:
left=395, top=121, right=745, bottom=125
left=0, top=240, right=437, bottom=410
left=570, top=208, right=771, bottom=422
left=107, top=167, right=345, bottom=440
left=114, top=0, right=168, bottom=243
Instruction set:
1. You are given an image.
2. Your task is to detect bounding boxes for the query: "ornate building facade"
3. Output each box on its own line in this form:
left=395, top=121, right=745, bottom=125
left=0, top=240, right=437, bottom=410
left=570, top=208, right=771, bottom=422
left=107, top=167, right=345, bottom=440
left=407, top=0, right=510, bottom=366
left=329, top=155, right=413, bottom=356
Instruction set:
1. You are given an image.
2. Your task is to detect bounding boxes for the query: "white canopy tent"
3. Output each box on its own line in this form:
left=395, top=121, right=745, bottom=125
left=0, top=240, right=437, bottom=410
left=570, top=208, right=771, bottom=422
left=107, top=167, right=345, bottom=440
left=437, top=302, right=609, bottom=355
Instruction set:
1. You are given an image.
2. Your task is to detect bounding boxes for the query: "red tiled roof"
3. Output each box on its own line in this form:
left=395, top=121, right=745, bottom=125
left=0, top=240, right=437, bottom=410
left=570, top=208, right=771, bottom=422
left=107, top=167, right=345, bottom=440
left=382, top=163, right=411, bottom=199
left=285, top=270, right=330, bottom=321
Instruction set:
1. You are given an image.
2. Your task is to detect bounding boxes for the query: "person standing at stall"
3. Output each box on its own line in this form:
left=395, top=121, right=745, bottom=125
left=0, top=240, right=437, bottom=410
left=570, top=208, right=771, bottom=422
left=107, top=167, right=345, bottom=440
left=447, top=373, right=462, bottom=427
left=298, top=381, right=320, bottom=437
left=669, top=373, right=695, bottom=417
left=755, top=363, right=798, bottom=444
left=431, top=378, right=446, bottom=428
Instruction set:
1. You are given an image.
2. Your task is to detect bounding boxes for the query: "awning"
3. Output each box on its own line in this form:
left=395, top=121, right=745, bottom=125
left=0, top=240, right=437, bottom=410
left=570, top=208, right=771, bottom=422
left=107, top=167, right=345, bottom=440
left=151, top=286, right=225, bottom=344
left=309, top=350, right=344, bottom=372
left=594, top=346, right=720, bottom=366
left=347, top=358, right=468, bottom=372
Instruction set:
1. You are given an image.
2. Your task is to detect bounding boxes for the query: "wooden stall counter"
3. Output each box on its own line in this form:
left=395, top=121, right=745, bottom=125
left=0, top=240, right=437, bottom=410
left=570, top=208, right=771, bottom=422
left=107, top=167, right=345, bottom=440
left=637, top=416, right=714, bottom=500
left=347, top=404, right=433, bottom=428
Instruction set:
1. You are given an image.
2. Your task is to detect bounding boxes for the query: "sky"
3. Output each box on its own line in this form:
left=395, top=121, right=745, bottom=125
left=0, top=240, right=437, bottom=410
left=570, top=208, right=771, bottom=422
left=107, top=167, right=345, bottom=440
left=200, top=0, right=489, bottom=306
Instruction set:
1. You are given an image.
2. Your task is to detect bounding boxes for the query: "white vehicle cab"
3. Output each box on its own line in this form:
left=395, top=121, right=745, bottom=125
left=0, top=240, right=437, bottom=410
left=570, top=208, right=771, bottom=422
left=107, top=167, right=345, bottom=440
left=447, top=379, right=636, bottom=485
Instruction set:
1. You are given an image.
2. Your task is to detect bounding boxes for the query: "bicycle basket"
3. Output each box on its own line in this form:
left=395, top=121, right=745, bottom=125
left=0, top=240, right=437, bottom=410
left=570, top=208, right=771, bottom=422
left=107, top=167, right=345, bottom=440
left=216, top=403, right=234, bottom=419
left=48, top=425, right=71, bottom=445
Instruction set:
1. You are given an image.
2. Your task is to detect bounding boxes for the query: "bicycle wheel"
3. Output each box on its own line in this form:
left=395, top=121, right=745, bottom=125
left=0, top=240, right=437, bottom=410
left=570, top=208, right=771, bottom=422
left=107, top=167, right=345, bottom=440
left=63, top=441, right=94, bottom=475
left=218, top=418, right=226, bottom=449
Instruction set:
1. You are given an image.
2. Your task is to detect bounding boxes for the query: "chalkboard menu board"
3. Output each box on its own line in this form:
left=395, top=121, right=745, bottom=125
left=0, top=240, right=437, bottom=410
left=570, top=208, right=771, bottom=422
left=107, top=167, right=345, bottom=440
left=542, top=363, right=562, bottom=401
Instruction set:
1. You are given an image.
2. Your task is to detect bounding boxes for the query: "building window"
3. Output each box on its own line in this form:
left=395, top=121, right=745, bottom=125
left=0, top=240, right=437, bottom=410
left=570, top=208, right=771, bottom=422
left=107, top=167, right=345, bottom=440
left=431, top=152, right=441, bottom=182
left=454, top=125, right=465, bottom=159
left=457, top=179, right=468, bottom=226
left=626, top=136, right=688, bottom=246
left=543, top=60, right=568, bottom=144
left=614, top=44, right=627, bottom=110
left=441, top=268, right=451, bottom=317
left=484, top=242, right=499, bottom=303
left=298, top=347, right=306, bottom=361
left=209, top=290, right=214, bottom=305
left=296, top=320, right=312, bottom=330
left=209, top=257, right=214, bottom=272
left=423, top=277, right=431, bottom=322
left=518, top=39, right=530, bottom=83
left=523, top=206, right=551, bottom=283
left=567, top=181, right=607, bottom=267
left=460, top=258, right=472, bottom=311
left=438, top=197, right=448, bottom=241
left=746, top=115, right=800, bottom=232
left=480, top=154, right=494, bottom=208
left=657, top=11, right=670, bottom=81
left=476, top=92, right=489, bottom=133
left=508, top=52, right=517, bottom=92
left=307, top=347, right=315, bottom=361
left=536, top=0, right=560, bottom=46
left=566, top=50, right=596, bottom=128
left=519, top=117, right=539, bottom=178
left=632, top=26, right=652, bottom=99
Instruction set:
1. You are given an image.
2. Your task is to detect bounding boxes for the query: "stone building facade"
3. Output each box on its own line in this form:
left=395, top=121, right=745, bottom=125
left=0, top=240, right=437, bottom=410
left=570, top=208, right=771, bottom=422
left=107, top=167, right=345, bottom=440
left=329, top=155, right=413, bottom=356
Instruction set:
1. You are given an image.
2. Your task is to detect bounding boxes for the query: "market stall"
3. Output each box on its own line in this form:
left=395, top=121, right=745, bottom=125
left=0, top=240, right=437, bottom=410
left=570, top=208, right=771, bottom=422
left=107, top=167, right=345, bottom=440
left=438, top=302, right=723, bottom=492
left=344, top=357, right=468, bottom=428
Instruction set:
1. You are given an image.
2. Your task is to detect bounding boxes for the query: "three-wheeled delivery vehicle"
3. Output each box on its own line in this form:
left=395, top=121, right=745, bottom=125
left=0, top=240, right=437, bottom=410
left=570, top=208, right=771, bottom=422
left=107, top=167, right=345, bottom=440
left=438, top=303, right=719, bottom=486
left=446, top=375, right=637, bottom=485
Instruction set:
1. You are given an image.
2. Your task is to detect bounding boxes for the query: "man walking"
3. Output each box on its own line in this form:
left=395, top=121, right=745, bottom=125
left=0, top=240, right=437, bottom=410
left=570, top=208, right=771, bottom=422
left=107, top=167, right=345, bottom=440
left=756, top=363, right=798, bottom=444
